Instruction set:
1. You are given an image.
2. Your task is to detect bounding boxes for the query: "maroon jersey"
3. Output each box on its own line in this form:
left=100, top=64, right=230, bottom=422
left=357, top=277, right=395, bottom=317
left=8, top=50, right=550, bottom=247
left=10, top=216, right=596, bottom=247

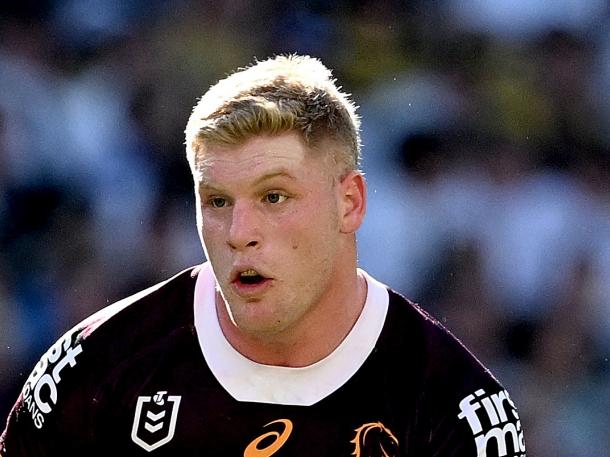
left=1, top=263, right=525, bottom=456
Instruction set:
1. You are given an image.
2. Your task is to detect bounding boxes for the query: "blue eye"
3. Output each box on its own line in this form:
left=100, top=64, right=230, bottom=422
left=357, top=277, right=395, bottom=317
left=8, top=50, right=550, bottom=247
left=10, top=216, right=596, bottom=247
left=265, top=193, right=287, bottom=204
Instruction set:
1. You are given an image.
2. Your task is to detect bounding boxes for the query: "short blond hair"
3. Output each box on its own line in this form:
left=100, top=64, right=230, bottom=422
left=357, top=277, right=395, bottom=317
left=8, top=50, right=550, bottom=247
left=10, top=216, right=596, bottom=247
left=185, top=55, right=361, bottom=173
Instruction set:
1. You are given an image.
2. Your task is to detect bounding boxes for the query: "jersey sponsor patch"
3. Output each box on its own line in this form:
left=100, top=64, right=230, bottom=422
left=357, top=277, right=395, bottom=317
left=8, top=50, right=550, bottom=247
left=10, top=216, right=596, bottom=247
left=131, top=391, right=181, bottom=452
left=457, top=388, right=526, bottom=457
left=21, top=329, right=83, bottom=429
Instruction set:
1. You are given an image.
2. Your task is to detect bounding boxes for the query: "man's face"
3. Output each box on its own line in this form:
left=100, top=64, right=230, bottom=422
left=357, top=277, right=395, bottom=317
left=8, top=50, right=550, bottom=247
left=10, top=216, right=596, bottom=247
left=193, top=132, right=350, bottom=337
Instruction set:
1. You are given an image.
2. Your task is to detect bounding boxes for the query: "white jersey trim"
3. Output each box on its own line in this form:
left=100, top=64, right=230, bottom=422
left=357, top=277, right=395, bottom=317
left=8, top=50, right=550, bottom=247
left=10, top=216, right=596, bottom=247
left=193, top=262, right=390, bottom=406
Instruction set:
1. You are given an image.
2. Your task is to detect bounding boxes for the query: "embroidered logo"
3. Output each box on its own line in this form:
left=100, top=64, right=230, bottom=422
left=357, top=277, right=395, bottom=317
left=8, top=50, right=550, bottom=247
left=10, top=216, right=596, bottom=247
left=457, top=389, right=526, bottom=457
left=244, top=419, right=293, bottom=457
left=351, top=422, right=399, bottom=457
left=131, top=391, right=181, bottom=452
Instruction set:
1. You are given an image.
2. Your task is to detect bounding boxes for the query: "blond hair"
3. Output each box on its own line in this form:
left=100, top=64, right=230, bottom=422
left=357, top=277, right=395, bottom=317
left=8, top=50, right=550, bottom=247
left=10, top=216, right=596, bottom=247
left=185, top=55, right=361, bottom=174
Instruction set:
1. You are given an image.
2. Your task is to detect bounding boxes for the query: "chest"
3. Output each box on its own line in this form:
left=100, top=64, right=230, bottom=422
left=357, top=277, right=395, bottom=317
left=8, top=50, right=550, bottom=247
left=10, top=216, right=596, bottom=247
left=88, top=341, right=414, bottom=456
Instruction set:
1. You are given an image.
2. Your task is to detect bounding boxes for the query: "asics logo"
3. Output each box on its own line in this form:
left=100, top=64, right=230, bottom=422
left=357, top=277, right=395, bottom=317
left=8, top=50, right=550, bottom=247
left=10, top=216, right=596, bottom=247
left=244, top=419, right=293, bottom=457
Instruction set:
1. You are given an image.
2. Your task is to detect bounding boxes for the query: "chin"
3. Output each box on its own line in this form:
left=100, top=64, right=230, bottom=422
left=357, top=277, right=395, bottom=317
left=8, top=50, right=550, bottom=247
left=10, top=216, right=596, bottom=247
left=235, top=321, right=287, bottom=340
left=236, top=310, right=295, bottom=336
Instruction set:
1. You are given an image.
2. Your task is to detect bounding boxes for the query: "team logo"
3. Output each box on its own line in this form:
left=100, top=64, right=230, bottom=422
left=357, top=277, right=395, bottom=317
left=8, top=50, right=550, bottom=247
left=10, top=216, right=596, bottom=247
left=351, top=422, right=399, bottom=457
left=131, top=391, right=181, bottom=452
left=244, top=419, right=293, bottom=457
left=457, top=388, right=526, bottom=457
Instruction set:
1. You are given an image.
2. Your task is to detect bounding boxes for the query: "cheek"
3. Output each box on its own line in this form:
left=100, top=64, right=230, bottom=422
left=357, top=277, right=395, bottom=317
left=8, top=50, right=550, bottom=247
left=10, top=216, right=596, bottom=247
left=200, top=217, right=226, bottom=252
left=288, top=211, right=339, bottom=257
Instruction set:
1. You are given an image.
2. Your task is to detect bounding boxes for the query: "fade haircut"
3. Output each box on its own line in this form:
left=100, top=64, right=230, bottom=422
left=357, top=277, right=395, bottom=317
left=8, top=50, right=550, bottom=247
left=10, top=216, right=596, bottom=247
left=185, top=55, right=361, bottom=174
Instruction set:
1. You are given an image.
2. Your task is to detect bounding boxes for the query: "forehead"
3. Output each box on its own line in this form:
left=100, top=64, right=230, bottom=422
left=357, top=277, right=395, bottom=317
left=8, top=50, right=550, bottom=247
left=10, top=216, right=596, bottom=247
left=193, top=133, right=329, bottom=185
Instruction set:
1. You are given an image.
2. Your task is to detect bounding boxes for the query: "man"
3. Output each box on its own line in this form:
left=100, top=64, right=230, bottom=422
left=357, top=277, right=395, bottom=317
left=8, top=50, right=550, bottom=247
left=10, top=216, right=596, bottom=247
left=1, top=55, right=526, bottom=456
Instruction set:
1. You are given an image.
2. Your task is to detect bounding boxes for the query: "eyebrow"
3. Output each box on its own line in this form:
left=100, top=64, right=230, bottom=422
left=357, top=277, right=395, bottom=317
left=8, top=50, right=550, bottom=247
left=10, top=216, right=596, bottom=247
left=198, top=169, right=298, bottom=192
left=253, top=170, right=297, bottom=186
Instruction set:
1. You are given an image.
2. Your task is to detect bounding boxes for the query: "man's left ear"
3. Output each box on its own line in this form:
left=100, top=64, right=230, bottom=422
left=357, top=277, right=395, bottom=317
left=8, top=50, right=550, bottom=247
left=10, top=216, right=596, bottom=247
left=338, top=171, right=366, bottom=234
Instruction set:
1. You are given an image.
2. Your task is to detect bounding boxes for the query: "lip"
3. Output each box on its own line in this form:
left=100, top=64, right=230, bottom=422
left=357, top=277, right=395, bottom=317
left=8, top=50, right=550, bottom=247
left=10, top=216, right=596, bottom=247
left=230, top=277, right=273, bottom=298
left=229, top=264, right=273, bottom=281
left=229, top=265, right=274, bottom=298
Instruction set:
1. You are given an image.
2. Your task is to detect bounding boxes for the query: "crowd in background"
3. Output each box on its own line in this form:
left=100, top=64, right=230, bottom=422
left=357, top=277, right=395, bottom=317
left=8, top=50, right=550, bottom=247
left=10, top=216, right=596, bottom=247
left=1, top=1, right=609, bottom=455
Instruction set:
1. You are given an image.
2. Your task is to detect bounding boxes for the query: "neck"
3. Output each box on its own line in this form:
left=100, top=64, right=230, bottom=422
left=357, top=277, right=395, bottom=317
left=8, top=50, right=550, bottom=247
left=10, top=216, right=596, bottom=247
left=217, top=268, right=367, bottom=367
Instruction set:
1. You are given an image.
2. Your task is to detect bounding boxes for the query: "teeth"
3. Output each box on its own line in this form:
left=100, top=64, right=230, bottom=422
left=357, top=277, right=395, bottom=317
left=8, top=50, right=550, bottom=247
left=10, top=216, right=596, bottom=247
left=240, top=269, right=259, bottom=277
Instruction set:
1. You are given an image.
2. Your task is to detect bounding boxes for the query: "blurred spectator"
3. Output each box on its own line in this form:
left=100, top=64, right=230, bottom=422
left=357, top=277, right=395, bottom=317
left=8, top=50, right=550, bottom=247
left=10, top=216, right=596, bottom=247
left=1, top=2, right=609, bottom=455
left=445, top=0, right=607, bottom=41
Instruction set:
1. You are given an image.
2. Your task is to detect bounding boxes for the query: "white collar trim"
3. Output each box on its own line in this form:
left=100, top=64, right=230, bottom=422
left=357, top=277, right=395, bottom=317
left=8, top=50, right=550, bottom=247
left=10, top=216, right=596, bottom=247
left=193, top=262, right=389, bottom=406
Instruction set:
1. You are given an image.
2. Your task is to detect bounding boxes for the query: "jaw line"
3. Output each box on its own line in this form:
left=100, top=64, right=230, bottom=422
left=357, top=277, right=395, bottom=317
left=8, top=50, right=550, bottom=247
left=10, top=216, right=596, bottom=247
left=215, top=288, right=238, bottom=327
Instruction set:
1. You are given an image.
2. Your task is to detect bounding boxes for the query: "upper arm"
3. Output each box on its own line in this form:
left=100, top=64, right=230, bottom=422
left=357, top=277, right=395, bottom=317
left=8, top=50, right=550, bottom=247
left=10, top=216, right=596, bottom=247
left=416, top=320, right=527, bottom=456
left=1, top=328, right=93, bottom=456
left=423, top=384, right=526, bottom=457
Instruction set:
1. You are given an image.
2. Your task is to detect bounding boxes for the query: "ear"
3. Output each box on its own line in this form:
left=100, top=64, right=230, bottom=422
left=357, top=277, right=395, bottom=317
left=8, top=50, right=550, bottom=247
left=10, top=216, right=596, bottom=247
left=338, top=171, right=366, bottom=234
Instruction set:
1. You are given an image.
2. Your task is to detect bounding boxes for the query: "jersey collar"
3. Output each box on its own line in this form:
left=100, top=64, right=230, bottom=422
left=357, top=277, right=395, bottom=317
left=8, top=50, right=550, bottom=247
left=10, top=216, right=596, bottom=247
left=193, top=261, right=389, bottom=406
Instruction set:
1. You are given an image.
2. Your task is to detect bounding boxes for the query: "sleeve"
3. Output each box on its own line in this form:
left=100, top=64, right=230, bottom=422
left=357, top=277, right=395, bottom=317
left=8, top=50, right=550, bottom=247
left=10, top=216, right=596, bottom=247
left=408, top=314, right=527, bottom=457
left=0, top=328, right=93, bottom=456
left=422, top=380, right=527, bottom=457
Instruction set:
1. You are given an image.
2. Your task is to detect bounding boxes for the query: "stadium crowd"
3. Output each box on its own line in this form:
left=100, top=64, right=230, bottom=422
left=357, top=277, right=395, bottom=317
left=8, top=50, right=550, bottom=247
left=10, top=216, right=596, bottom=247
left=1, top=1, right=609, bottom=455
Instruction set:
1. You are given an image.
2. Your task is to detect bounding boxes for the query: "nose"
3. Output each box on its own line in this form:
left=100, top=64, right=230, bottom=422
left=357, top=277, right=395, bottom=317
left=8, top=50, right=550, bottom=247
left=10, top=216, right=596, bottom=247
left=227, top=201, right=261, bottom=251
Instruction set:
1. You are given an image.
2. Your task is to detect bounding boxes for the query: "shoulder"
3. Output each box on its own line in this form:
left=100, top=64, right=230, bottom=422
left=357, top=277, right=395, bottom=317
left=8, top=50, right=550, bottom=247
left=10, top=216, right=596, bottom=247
left=383, top=288, right=507, bottom=408
left=74, top=265, right=201, bottom=346
left=2, top=266, right=202, bottom=445
left=384, top=288, right=498, bottom=388
left=48, top=265, right=201, bottom=370
left=32, top=264, right=201, bottom=385
left=382, top=289, right=526, bottom=456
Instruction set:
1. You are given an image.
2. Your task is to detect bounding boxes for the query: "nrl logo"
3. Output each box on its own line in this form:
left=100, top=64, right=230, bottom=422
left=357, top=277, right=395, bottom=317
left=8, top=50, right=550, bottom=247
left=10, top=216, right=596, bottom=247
left=131, top=391, right=181, bottom=452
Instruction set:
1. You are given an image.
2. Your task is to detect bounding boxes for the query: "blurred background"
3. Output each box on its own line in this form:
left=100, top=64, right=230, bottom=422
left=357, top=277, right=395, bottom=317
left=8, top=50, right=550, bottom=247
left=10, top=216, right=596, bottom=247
left=0, top=0, right=609, bottom=454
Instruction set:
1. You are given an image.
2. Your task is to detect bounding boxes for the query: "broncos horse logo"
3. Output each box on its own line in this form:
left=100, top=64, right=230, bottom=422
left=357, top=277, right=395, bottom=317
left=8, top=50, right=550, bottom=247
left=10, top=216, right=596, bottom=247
left=351, top=422, right=399, bottom=457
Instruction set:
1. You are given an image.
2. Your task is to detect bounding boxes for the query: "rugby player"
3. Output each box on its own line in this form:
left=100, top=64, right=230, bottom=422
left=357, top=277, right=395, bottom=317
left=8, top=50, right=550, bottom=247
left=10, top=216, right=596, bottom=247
left=1, top=55, right=526, bottom=456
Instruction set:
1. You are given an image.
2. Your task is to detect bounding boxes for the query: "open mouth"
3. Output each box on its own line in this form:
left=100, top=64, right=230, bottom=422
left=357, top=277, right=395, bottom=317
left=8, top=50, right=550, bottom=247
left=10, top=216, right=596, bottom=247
left=236, top=269, right=267, bottom=286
